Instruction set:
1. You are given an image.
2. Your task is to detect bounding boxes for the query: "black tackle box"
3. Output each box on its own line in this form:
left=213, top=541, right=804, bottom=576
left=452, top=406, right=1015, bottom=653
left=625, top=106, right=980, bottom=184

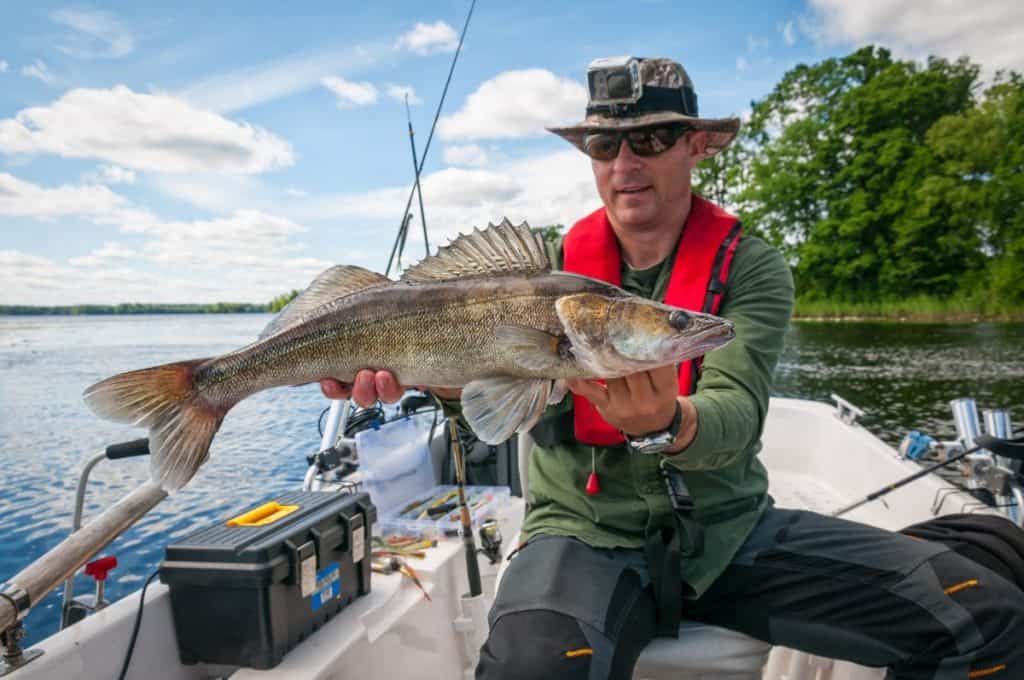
left=162, top=490, right=376, bottom=669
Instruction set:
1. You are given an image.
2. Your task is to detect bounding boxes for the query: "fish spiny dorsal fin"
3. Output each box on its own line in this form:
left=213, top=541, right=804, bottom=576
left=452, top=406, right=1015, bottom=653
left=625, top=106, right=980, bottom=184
left=259, top=265, right=390, bottom=339
left=400, top=219, right=548, bottom=283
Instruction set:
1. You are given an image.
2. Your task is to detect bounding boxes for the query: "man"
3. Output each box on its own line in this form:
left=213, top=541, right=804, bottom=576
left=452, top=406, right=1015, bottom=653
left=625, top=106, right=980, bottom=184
left=323, top=58, right=1024, bottom=679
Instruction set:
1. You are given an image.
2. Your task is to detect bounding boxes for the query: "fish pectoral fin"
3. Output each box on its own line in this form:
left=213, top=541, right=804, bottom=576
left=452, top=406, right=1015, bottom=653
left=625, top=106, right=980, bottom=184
left=259, top=265, right=390, bottom=340
left=461, top=377, right=552, bottom=444
left=493, top=325, right=565, bottom=372
left=548, top=379, right=569, bottom=405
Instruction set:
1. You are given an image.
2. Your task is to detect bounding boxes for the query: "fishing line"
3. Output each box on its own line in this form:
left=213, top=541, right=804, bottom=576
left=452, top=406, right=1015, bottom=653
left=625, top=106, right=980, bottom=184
left=117, top=568, right=161, bottom=680
left=386, top=0, right=477, bottom=276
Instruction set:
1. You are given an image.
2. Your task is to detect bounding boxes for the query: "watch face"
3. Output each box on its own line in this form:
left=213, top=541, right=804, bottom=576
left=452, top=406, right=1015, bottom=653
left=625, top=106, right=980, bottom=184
left=628, top=432, right=675, bottom=454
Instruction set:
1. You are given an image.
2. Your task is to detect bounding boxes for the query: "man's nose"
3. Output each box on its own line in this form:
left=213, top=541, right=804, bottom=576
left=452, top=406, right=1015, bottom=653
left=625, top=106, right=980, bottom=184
left=612, top=139, right=643, bottom=170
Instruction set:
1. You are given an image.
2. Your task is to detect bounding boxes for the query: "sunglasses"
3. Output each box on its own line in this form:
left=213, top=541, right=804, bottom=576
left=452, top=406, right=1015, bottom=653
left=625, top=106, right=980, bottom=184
left=581, top=124, right=691, bottom=161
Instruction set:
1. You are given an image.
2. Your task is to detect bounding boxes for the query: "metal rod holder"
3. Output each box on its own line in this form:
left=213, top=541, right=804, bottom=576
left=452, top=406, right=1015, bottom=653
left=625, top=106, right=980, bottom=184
left=950, top=398, right=982, bottom=451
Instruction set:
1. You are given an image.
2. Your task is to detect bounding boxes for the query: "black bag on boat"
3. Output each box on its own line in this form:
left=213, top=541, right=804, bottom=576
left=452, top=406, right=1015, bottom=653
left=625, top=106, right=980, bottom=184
left=901, top=513, right=1024, bottom=591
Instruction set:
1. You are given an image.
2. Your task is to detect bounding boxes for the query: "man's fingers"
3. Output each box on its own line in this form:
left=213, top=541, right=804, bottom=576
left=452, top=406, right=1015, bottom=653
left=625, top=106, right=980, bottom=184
left=606, top=376, right=633, bottom=403
left=351, top=370, right=377, bottom=408
left=567, top=378, right=610, bottom=409
left=375, top=371, right=405, bottom=404
left=319, top=378, right=352, bottom=400
left=650, top=364, right=679, bottom=395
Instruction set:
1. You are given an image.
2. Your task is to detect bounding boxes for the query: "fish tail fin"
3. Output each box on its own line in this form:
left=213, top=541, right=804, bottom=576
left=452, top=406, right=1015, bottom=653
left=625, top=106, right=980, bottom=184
left=83, top=358, right=230, bottom=491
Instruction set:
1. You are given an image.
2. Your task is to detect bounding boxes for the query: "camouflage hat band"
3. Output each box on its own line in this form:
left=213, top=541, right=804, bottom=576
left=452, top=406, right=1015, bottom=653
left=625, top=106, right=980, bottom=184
left=586, top=85, right=698, bottom=119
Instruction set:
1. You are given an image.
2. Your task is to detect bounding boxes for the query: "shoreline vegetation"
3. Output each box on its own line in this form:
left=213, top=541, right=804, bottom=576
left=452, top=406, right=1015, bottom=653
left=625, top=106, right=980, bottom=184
left=2, top=299, right=1023, bottom=322
left=793, top=297, right=1024, bottom=322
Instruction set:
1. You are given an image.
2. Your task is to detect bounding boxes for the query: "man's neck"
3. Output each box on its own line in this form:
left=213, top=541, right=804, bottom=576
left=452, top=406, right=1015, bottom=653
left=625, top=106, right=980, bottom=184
left=613, top=193, right=693, bottom=270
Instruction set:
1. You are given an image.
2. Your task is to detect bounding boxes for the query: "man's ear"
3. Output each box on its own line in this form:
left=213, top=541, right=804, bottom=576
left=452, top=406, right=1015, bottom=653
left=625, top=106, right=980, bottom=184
left=688, top=130, right=709, bottom=159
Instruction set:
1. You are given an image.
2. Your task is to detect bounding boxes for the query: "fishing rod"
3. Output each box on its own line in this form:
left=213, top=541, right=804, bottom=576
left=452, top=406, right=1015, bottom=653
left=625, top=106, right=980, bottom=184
left=385, top=0, right=477, bottom=277
left=406, top=93, right=430, bottom=259
left=832, top=431, right=1024, bottom=517
left=448, top=417, right=482, bottom=596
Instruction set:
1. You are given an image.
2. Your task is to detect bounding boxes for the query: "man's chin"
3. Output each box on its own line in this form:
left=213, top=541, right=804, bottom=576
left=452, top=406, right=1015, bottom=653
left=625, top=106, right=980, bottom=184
left=610, top=205, right=660, bottom=231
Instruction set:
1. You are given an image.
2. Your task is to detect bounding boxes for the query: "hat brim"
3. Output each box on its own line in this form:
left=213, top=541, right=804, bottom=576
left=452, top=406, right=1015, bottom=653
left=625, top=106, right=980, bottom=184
left=547, top=112, right=739, bottom=158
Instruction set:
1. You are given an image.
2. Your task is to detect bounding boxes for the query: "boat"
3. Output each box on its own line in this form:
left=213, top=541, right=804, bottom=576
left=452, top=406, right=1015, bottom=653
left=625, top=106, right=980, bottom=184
left=2, top=393, right=1020, bottom=680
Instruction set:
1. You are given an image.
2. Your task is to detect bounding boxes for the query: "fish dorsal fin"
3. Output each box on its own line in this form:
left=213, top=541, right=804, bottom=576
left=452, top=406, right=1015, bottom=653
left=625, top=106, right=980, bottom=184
left=400, top=219, right=549, bottom=283
left=259, top=265, right=390, bottom=339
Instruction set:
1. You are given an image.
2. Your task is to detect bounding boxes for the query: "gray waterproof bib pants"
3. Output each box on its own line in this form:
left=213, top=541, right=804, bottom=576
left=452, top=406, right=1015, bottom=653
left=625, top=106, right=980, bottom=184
left=477, top=508, right=1024, bottom=680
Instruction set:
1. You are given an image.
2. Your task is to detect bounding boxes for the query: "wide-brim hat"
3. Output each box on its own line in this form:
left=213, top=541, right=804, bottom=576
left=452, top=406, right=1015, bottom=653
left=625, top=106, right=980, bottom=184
left=547, top=57, right=740, bottom=158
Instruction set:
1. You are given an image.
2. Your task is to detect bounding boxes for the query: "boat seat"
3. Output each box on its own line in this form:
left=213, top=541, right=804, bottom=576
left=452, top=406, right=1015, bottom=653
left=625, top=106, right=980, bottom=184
left=506, top=434, right=772, bottom=679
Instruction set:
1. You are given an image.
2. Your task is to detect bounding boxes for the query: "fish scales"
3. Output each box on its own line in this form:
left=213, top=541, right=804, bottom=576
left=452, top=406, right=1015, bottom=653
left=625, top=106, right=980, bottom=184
left=195, top=272, right=618, bottom=407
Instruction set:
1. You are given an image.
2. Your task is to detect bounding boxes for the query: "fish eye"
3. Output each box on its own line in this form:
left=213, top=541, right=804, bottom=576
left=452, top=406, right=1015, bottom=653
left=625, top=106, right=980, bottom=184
left=668, top=310, right=691, bottom=331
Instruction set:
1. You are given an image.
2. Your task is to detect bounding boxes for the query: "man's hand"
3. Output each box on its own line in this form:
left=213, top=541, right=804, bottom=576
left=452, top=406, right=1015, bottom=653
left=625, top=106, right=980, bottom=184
left=319, top=370, right=461, bottom=408
left=566, top=364, right=697, bottom=453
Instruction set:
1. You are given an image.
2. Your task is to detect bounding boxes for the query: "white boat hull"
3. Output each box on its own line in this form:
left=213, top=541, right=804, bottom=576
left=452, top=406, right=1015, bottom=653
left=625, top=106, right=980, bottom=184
left=10, top=398, right=997, bottom=680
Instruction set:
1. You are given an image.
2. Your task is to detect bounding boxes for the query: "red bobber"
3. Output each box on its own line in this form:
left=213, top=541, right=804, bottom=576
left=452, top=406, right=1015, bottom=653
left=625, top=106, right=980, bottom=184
left=585, top=471, right=600, bottom=496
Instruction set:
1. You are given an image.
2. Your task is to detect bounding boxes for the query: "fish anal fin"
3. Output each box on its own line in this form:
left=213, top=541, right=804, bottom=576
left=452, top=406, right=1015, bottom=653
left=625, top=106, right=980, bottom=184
left=260, top=265, right=390, bottom=339
left=461, top=377, right=551, bottom=444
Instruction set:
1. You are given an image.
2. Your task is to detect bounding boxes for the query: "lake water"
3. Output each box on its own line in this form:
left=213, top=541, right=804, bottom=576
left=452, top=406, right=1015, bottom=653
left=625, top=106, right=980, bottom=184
left=1, top=314, right=1022, bottom=645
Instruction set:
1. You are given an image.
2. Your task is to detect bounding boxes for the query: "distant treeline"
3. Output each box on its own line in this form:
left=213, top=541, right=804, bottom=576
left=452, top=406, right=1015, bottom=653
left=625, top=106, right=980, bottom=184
left=693, top=46, right=1024, bottom=317
left=1, top=303, right=269, bottom=316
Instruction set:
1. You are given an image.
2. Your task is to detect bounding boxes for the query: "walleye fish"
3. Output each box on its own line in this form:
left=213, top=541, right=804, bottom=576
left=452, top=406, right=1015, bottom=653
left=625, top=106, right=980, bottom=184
left=84, top=221, right=734, bottom=490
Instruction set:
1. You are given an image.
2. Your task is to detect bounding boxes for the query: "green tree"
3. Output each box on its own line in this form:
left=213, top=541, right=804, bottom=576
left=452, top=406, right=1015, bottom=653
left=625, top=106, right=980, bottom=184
left=269, top=290, right=301, bottom=312
left=740, top=47, right=981, bottom=300
left=532, top=224, right=566, bottom=244
left=926, top=74, right=1024, bottom=304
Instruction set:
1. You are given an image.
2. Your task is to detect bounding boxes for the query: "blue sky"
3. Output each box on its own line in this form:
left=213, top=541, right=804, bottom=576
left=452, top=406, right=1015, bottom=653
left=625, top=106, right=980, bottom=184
left=2, top=0, right=1021, bottom=305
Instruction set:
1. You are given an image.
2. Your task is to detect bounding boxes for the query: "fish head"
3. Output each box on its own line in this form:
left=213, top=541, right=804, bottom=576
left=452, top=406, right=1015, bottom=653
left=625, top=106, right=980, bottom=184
left=555, top=293, right=734, bottom=376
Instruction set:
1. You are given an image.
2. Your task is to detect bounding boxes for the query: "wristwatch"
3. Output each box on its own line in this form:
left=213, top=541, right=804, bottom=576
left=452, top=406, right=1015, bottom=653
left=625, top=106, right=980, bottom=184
left=624, top=401, right=683, bottom=455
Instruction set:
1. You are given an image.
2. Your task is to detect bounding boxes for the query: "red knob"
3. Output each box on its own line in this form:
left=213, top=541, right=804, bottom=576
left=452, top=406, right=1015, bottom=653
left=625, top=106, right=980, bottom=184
left=84, top=555, right=118, bottom=581
left=585, top=472, right=600, bottom=496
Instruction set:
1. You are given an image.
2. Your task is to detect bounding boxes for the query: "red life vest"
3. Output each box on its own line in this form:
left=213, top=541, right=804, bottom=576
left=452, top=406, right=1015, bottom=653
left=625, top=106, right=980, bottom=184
left=561, top=195, right=743, bottom=446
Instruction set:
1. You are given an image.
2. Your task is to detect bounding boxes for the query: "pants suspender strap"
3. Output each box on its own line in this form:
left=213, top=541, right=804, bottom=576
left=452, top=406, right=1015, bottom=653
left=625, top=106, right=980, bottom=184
left=645, top=463, right=705, bottom=637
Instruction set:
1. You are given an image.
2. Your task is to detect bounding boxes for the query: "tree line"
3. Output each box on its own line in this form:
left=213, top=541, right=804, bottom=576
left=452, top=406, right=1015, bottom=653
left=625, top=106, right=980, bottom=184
left=693, top=46, right=1023, bottom=317
left=0, top=302, right=268, bottom=315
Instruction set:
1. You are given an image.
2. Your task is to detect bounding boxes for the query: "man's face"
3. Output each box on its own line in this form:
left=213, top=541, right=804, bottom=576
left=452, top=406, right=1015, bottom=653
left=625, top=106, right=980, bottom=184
left=591, top=128, right=707, bottom=233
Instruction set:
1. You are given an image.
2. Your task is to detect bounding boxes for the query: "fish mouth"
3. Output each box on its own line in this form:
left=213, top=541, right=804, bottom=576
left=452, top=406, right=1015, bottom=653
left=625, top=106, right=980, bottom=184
left=667, top=320, right=735, bottom=361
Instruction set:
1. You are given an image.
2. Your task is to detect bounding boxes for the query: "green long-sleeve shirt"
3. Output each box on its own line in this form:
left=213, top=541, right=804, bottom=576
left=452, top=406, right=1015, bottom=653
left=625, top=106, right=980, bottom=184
left=522, top=230, right=794, bottom=597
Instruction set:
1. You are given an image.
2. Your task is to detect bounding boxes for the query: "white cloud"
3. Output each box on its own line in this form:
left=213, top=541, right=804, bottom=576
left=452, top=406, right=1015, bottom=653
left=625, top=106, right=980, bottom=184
left=396, top=21, right=459, bottom=56
left=295, top=148, right=597, bottom=240
left=736, top=57, right=750, bottom=72
left=747, top=35, right=769, bottom=53
left=779, top=20, right=797, bottom=46
left=21, top=59, right=55, bottom=84
left=0, top=86, right=294, bottom=174
left=321, top=76, right=378, bottom=107
left=0, top=172, right=159, bottom=231
left=0, top=209, right=335, bottom=305
left=0, top=172, right=127, bottom=218
left=50, top=8, right=134, bottom=59
left=386, top=84, right=422, bottom=105
left=0, top=60, right=8, bottom=73
left=807, top=0, right=1024, bottom=73
left=85, top=164, right=137, bottom=185
left=177, top=42, right=387, bottom=114
left=439, top=69, right=587, bottom=141
left=443, top=144, right=490, bottom=167
left=70, top=241, right=138, bottom=267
